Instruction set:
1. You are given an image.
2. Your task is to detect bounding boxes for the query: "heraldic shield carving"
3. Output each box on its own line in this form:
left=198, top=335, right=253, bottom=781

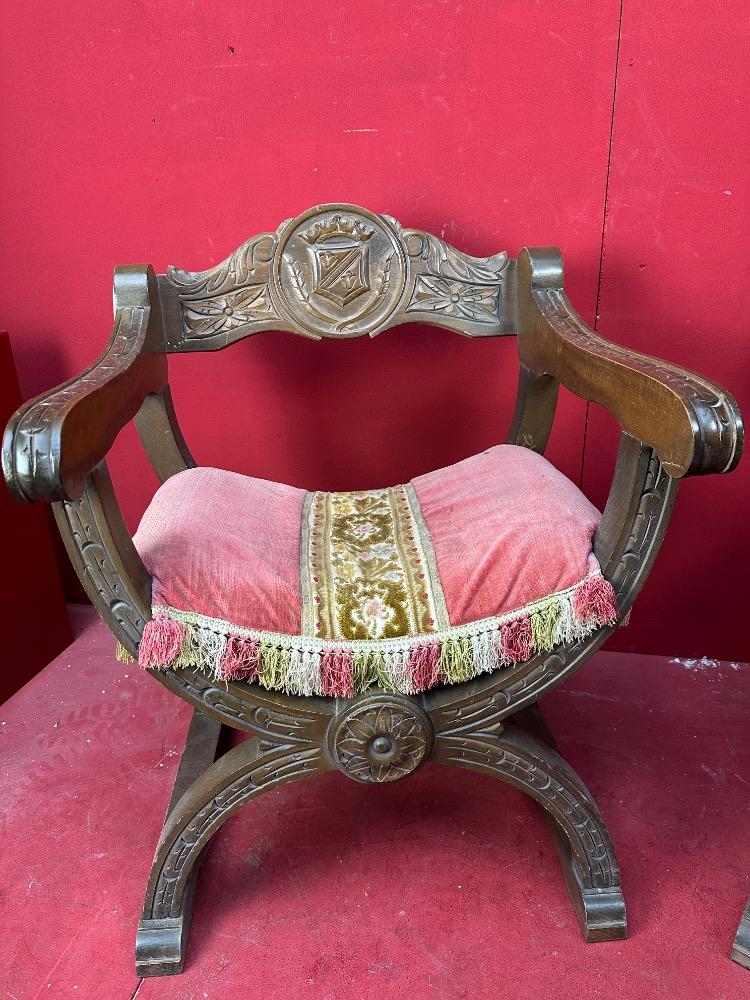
left=272, top=205, right=408, bottom=338
left=167, top=202, right=512, bottom=344
left=304, top=215, right=372, bottom=307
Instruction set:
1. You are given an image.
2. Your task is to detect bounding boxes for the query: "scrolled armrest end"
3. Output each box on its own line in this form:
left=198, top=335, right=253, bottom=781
left=3, top=399, right=67, bottom=503
left=517, top=248, right=744, bottom=479
left=3, top=267, right=167, bottom=505
left=684, top=388, right=743, bottom=477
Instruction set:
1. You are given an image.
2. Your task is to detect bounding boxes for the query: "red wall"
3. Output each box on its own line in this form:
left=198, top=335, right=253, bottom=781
left=1, top=2, right=747, bottom=660
left=0, top=334, right=72, bottom=701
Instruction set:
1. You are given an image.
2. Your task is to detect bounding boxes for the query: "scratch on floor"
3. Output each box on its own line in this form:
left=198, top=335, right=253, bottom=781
left=563, top=690, right=622, bottom=705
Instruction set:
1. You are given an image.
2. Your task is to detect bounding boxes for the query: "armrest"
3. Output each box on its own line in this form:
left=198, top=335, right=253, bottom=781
left=517, top=248, right=744, bottom=477
left=3, top=266, right=168, bottom=503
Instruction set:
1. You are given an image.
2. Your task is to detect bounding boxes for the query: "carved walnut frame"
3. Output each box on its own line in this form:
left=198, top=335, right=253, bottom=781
left=3, top=205, right=743, bottom=977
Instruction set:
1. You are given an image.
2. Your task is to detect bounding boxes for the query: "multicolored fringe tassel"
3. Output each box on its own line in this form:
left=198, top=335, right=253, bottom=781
left=119, top=573, right=618, bottom=698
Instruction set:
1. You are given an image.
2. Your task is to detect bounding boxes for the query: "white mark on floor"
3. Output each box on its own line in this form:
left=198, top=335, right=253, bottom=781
left=700, top=763, right=725, bottom=785
left=669, top=656, right=721, bottom=670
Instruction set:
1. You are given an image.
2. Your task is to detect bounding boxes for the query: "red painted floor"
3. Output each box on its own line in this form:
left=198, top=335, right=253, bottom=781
left=1, top=607, right=749, bottom=1000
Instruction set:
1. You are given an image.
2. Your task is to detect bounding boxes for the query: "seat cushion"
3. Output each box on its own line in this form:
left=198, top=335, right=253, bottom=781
left=130, top=445, right=617, bottom=696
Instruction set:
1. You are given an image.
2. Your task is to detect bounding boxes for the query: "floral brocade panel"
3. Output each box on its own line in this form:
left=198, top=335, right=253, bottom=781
left=301, top=486, right=448, bottom=642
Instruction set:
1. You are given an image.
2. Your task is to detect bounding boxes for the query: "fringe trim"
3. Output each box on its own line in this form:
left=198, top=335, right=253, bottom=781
left=129, top=572, right=618, bottom=697
left=115, top=642, right=135, bottom=664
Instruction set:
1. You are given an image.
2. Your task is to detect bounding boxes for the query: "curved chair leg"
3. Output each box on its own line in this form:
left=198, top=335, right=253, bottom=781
left=731, top=897, right=750, bottom=969
left=432, top=715, right=627, bottom=942
left=136, top=719, right=329, bottom=977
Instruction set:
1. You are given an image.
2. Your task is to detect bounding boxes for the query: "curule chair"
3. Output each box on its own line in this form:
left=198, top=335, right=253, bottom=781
left=3, top=204, right=743, bottom=977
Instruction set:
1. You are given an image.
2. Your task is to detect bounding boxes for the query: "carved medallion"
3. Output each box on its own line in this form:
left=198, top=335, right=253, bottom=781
left=328, top=695, right=433, bottom=783
left=271, top=205, right=407, bottom=338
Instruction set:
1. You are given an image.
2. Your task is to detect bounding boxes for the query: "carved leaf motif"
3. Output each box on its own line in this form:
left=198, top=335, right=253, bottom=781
left=164, top=210, right=516, bottom=343
left=150, top=745, right=323, bottom=918
left=168, top=234, right=277, bottom=297
left=435, top=733, right=618, bottom=889
left=405, top=231, right=508, bottom=283
left=406, top=275, right=500, bottom=323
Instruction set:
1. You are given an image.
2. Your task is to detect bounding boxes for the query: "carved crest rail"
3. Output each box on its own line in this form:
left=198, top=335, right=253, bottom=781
left=161, top=204, right=516, bottom=347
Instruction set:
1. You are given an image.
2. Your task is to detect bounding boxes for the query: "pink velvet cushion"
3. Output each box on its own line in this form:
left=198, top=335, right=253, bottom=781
left=132, top=446, right=617, bottom=695
left=412, top=446, right=601, bottom=625
left=134, top=468, right=306, bottom=636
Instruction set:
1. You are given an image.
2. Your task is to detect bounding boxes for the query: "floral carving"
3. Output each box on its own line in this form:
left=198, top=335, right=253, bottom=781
left=331, top=699, right=432, bottom=782
left=406, top=274, right=500, bottom=323
left=181, top=284, right=276, bottom=338
left=302, top=486, right=445, bottom=640
left=167, top=232, right=282, bottom=344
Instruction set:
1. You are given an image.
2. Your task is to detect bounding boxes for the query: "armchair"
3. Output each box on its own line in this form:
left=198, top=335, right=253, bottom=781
left=4, top=204, right=743, bottom=977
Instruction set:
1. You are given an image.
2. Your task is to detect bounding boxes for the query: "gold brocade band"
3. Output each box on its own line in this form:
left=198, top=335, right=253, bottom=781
left=301, top=485, right=448, bottom=642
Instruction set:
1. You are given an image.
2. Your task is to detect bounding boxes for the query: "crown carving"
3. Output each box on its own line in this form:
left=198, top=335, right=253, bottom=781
left=301, top=214, right=375, bottom=245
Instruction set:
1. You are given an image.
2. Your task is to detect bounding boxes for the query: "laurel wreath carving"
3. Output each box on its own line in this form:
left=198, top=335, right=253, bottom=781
left=284, top=255, right=338, bottom=328
left=337, top=254, right=393, bottom=331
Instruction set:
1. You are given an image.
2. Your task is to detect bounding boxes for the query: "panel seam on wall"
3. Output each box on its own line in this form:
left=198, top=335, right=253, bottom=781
left=579, top=0, right=625, bottom=489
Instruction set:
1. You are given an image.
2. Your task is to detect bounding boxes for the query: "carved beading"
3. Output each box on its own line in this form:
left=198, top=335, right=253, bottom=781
left=165, top=204, right=512, bottom=347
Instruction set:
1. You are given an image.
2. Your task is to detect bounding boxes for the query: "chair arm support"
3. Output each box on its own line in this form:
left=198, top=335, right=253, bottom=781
left=517, top=248, right=744, bottom=477
left=2, top=266, right=168, bottom=503
left=53, top=462, right=152, bottom=655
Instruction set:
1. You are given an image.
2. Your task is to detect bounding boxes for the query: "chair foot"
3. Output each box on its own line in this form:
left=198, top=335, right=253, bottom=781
left=551, top=830, right=627, bottom=942
left=433, top=705, right=627, bottom=942
left=136, top=709, right=328, bottom=978
left=519, top=705, right=627, bottom=941
left=136, top=911, right=193, bottom=977
left=731, top=897, right=750, bottom=969
left=136, top=709, right=222, bottom=977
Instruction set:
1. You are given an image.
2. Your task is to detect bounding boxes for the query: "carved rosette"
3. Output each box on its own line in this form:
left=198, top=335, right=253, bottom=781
left=328, top=695, right=433, bottom=783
